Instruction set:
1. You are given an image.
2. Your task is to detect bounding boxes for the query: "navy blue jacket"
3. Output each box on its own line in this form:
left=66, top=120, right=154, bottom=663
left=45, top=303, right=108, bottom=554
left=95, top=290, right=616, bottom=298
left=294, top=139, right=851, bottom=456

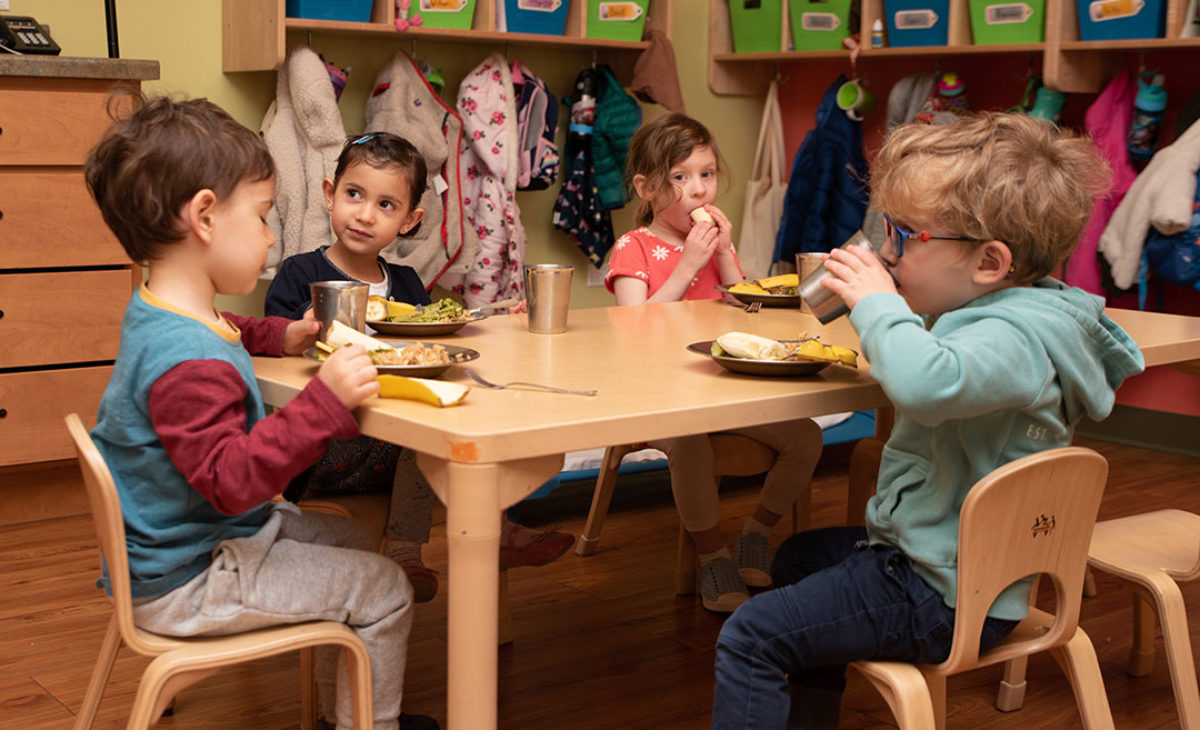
left=265, top=247, right=431, bottom=319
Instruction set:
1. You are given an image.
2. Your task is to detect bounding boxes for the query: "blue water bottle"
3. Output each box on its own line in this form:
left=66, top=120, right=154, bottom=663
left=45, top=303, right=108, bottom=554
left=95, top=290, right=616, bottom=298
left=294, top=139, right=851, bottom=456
left=1129, top=72, right=1167, bottom=164
left=1028, top=86, right=1066, bottom=124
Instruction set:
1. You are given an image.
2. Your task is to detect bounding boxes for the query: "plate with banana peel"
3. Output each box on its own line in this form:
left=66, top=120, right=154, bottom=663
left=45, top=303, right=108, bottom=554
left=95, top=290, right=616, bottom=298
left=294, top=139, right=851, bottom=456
left=687, top=332, right=858, bottom=377
left=717, top=273, right=801, bottom=307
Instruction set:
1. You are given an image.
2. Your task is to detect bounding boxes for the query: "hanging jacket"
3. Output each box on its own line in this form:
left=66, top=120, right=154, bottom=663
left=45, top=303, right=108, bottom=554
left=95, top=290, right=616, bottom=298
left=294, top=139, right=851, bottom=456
left=365, top=51, right=477, bottom=290
left=444, top=52, right=528, bottom=306
left=512, top=61, right=560, bottom=191
left=1066, top=71, right=1137, bottom=296
left=260, top=45, right=346, bottom=276
left=774, top=75, right=870, bottom=262
left=592, top=65, right=642, bottom=210
left=554, top=67, right=615, bottom=267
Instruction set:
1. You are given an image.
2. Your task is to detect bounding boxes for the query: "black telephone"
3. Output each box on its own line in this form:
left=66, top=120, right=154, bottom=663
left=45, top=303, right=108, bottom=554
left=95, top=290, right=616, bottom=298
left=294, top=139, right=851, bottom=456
left=0, top=15, right=61, bottom=55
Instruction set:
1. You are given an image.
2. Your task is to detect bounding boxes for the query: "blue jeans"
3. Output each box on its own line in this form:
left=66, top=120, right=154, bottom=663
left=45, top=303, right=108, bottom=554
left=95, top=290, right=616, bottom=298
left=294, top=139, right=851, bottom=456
left=712, top=527, right=1017, bottom=730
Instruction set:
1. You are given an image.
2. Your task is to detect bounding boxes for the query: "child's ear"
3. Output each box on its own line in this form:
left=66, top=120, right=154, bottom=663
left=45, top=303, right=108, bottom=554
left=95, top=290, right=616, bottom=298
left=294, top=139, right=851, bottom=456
left=400, top=207, right=425, bottom=235
left=185, top=189, right=218, bottom=244
left=974, top=240, right=1013, bottom=286
left=321, top=178, right=335, bottom=210
left=631, top=173, right=650, bottom=201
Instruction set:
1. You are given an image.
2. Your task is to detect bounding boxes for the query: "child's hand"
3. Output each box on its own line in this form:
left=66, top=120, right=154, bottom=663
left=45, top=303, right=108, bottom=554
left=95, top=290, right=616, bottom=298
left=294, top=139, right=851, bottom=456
left=698, top=204, right=736, bottom=261
left=507, top=300, right=528, bottom=314
left=282, top=310, right=321, bottom=356
left=820, top=245, right=898, bottom=309
left=679, top=217, right=721, bottom=275
left=316, top=345, right=380, bottom=409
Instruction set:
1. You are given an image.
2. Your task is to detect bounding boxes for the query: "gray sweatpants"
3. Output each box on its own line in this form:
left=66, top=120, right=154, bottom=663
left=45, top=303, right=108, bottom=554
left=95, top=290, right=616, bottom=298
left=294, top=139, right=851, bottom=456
left=132, top=503, right=414, bottom=730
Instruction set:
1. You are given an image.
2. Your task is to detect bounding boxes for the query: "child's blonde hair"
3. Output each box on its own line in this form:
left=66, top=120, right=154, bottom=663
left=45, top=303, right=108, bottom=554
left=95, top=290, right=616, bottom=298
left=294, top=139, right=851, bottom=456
left=627, top=113, right=727, bottom=227
left=870, top=113, right=1110, bottom=282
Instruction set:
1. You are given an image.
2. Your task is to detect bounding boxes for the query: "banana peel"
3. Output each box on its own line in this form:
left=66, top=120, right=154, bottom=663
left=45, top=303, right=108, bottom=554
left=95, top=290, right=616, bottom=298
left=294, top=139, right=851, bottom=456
left=755, top=273, right=799, bottom=290
left=791, top=340, right=858, bottom=368
left=729, top=282, right=770, bottom=295
left=367, top=296, right=418, bottom=321
left=377, top=375, right=469, bottom=407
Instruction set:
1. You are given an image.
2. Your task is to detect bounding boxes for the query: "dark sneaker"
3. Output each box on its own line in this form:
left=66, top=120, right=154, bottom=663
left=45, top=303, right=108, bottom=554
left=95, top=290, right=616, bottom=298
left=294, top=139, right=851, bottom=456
left=399, top=713, right=440, bottom=730
left=699, top=557, right=750, bottom=613
left=734, top=532, right=772, bottom=588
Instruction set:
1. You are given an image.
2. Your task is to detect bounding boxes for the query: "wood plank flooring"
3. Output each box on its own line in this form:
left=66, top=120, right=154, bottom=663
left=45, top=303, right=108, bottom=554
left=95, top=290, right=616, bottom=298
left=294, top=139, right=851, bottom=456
left=2, top=438, right=1199, bottom=729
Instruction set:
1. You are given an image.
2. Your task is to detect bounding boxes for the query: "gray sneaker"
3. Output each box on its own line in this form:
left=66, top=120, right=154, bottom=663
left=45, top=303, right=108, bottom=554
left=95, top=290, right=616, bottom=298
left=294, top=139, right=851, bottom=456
left=734, top=532, right=772, bottom=588
left=699, top=557, right=750, bottom=613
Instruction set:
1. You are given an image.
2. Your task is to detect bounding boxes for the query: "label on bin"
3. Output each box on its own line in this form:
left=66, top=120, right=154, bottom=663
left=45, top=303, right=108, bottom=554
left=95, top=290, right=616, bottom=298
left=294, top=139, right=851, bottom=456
left=598, top=2, right=644, bottom=20
left=802, top=12, right=842, bottom=30
left=985, top=2, right=1034, bottom=23
left=894, top=8, right=940, bottom=28
left=519, top=0, right=562, bottom=10
left=421, top=0, right=467, bottom=11
left=1088, top=0, right=1143, bottom=20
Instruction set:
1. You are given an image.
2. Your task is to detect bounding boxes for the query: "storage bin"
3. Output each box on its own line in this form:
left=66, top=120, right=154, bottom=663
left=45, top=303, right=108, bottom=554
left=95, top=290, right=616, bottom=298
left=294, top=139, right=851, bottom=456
left=587, top=0, right=650, bottom=41
left=285, top=0, right=374, bottom=22
left=969, top=0, right=1045, bottom=42
left=884, top=0, right=950, bottom=46
left=417, top=0, right=478, bottom=30
left=728, top=0, right=784, bottom=52
left=1075, top=0, right=1164, bottom=40
left=789, top=0, right=853, bottom=50
left=503, top=0, right=569, bottom=35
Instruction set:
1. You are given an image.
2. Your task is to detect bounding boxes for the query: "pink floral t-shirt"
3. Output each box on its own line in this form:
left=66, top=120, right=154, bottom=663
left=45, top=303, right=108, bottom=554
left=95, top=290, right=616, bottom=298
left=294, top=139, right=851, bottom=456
left=604, top=227, right=741, bottom=300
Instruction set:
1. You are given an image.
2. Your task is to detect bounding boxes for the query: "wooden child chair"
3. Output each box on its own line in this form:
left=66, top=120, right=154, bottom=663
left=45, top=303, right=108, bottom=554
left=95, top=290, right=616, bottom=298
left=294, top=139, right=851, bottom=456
left=849, top=447, right=1115, bottom=730
left=65, top=414, right=373, bottom=730
left=575, top=433, right=803, bottom=595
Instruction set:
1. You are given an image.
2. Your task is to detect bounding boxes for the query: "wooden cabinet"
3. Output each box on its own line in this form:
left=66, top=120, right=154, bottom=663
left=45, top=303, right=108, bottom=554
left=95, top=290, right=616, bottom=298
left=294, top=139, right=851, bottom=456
left=223, top=0, right=675, bottom=72
left=709, top=0, right=1199, bottom=94
left=0, top=57, right=157, bottom=524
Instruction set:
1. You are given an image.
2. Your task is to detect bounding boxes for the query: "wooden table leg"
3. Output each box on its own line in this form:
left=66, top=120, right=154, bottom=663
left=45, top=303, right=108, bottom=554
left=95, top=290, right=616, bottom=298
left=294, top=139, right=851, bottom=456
left=846, top=407, right=893, bottom=526
left=417, top=453, right=563, bottom=730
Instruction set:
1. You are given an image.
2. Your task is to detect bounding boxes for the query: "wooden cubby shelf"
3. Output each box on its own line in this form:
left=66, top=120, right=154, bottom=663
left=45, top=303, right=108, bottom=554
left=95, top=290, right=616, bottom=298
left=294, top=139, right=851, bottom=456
left=709, top=0, right=1199, bottom=94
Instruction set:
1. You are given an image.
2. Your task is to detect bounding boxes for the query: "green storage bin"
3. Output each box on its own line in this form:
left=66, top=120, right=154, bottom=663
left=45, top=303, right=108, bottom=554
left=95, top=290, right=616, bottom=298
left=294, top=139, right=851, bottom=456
left=729, top=0, right=784, bottom=52
left=587, top=0, right=649, bottom=41
left=968, top=0, right=1045, bottom=43
left=417, top=0, right=478, bottom=30
left=789, top=0, right=852, bottom=50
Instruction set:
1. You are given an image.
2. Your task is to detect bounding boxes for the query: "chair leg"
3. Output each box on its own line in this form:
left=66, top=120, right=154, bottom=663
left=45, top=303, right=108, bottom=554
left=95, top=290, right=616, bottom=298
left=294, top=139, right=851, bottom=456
left=852, top=661, right=937, bottom=730
left=1049, top=626, right=1116, bottom=730
left=846, top=438, right=883, bottom=527
left=342, top=640, right=375, bottom=730
left=73, top=614, right=121, bottom=730
left=498, top=570, right=513, bottom=646
left=128, top=660, right=218, bottom=730
left=1083, top=568, right=1098, bottom=598
left=1129, top=591, right=1156, bottom=677
left=675, top=524, right=698, bottom=596
left=995, top=655, right=1029, bottom=712
left=575, top=445, right=633, bottom=556
left=925, top=673, right=948, bottom=730
left=1146, top=576, right=1200, bottom=729
left=300, top=647, right=318, bottom=730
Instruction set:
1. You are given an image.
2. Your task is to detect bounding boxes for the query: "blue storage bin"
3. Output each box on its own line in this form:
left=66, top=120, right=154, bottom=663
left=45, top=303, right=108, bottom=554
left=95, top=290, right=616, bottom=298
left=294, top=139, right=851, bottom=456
left=884, top=0, right=950, bottom=45
left=286, top=0, right=374, bottom=22
left=1076, top=0, right=1164, bottom=40
left=504, top=0, right=570, bottom=35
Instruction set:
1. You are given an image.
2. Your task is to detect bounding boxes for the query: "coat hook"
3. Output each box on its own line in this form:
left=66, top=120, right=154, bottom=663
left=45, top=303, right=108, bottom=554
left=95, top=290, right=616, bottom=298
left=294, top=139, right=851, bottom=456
left=307, top=31, right=313, bottom=47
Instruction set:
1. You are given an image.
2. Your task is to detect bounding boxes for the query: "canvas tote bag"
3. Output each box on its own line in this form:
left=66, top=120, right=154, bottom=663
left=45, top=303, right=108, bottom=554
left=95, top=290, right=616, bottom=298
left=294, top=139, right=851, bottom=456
left=737, top=79, right=788, bottom=279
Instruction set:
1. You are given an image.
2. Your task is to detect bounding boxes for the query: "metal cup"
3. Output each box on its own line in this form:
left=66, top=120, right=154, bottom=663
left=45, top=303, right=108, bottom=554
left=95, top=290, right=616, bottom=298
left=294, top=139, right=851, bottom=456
left=524, top=264, right=573, bottom=334
left=310, top=280, right=369, bottom=342
left=796, top=230, right=877, bottom=324
left=795, top=253, right=825, bottom=315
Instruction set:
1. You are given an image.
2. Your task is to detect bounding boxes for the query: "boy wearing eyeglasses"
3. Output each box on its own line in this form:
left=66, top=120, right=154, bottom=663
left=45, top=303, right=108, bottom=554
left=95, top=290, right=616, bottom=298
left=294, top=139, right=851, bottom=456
left=711, top=113, right=1145, bottom=729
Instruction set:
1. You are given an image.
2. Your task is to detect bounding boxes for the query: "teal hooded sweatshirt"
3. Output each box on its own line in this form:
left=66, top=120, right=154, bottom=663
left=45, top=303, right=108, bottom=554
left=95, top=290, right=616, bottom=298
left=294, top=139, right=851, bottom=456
left=848, top=278, right=1145, bottom=620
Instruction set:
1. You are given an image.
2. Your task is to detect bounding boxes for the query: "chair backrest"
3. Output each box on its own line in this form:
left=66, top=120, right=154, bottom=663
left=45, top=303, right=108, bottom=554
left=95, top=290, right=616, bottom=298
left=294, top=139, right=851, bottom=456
left=938, top=446, right=1109, bottom=673
left=65, top=413, right=159, bottom=654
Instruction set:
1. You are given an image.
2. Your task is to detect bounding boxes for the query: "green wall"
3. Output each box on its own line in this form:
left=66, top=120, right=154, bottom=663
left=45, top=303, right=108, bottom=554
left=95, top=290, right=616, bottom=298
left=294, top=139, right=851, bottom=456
left=13, top=0, right=762, bottom=314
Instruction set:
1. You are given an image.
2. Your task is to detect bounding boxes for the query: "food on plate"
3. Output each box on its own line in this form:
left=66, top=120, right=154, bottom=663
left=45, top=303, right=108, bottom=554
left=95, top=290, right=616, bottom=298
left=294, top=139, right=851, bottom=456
left=711, top=331, right=858, bottom=368
left=754, top=273, right=800, bottom=295
left=326, top=320, right=393, bottom=352
left=367, top=295, right=417, bottom=321
left=377, top=375, right=469, bottom=407
left=690, top=207, right=714, bottom=224
left=371, top=342, right=450, bottom=367
left=383, top=297, right=469, bottom=323
left=729, top=282, right=770, bottom=295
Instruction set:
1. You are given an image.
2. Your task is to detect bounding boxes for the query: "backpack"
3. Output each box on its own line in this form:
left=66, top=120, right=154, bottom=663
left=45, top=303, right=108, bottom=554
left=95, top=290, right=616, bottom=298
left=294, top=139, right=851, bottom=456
left=512, top=61, right=559, bottom=191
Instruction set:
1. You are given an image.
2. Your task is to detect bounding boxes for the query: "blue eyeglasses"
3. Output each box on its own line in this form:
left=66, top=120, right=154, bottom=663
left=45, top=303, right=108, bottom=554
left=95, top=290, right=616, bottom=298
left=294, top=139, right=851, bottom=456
left=883, top=213, right=977, bottom=259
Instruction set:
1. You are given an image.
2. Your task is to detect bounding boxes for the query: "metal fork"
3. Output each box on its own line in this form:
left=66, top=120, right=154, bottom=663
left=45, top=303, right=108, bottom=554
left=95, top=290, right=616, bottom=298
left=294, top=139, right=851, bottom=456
left=462, top=367, right=597, bottom=396
left=744, top=301, right=763, bottom=314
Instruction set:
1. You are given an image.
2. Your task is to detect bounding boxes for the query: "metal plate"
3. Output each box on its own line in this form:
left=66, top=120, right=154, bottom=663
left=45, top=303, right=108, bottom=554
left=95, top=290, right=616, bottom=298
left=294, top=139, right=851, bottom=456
left=304, top=342, right=479, bottom=378
left=686, top=340, right=831, bottom=377
left=365, top=311, right=489, bottom=336
left=715, top=285, right=802, bottom=308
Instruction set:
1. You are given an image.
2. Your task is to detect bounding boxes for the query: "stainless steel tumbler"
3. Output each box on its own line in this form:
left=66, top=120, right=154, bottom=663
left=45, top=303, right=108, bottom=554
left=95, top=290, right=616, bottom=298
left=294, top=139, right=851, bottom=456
left=796, top=230, right=877, bottom=324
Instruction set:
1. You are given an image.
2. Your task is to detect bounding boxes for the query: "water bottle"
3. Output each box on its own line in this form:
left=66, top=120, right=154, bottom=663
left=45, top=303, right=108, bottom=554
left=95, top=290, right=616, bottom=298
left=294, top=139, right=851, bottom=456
left=1129, top=72, right=1167, bottom=164
left=1028, top=86, right=1066, bottom=124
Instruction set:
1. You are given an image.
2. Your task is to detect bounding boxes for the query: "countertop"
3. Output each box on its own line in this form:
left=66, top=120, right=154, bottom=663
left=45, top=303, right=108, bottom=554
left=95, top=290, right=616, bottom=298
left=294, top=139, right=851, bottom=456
left=0, top=55, right=158, bottom=80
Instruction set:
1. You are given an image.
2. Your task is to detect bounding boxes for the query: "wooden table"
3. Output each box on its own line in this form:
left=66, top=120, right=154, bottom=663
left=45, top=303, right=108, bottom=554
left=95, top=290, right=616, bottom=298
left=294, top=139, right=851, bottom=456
left=252, top=299, right=1200, bottom=730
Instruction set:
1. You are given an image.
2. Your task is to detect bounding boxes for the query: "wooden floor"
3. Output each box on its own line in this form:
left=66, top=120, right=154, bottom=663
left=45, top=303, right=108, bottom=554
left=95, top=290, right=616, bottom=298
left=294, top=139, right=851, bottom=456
left=3, top=437, right=1200, bottom=729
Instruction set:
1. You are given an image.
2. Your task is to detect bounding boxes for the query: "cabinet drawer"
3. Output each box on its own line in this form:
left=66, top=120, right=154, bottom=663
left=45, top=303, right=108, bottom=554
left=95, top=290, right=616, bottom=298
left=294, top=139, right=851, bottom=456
left=0, top=365, right=112, bottom=466
left=0, top=270, right=133, bottom=368
left=0, top=79, right=133, bottom=166
left=0, top=170, right=127, bottom=268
